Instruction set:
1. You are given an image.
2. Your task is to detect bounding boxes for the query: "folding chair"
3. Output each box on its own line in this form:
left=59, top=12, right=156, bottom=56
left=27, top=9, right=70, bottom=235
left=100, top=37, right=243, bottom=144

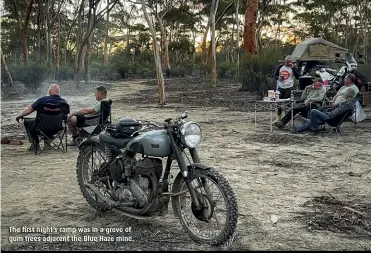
left=25, top=102, right=69, bottom=155
left=317, top=109, right=354, bottom=135
left=76, top=99, right=113, bottom=143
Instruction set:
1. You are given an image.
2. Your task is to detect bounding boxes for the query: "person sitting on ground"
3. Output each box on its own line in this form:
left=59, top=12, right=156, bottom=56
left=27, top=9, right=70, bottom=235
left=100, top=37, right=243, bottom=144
left=291, top=88, right=356, bottom=133
left=67, top=85, right=110, bottom=146
left=273, top=79, right=326, bottom=129
left=273, top=55, right=300, bottom=121
left=15, top=83, right=70, bottom=150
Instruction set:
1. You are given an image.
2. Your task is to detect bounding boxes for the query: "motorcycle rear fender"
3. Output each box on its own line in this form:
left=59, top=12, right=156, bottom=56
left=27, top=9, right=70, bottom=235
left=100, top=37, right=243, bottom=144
left=78, top=135, right=101, bottom=150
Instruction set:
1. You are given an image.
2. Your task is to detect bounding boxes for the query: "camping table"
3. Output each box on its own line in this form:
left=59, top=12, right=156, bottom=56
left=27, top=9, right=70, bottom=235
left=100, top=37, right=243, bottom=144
left=254, top=99, right=295, bottom=132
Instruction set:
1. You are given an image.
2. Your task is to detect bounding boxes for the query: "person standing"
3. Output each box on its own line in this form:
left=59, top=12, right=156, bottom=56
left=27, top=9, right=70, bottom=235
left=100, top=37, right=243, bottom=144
left=273, top=55, right=300, bottom=122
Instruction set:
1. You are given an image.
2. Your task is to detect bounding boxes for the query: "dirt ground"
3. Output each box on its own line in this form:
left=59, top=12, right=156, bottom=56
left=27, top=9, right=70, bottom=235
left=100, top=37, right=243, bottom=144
left=1, top=78, right=371, bottom=251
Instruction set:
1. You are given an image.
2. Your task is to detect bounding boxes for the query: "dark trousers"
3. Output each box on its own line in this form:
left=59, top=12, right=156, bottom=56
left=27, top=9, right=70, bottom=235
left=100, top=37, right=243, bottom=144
left=281, top=103, right=319, bottom=125
left=277, top=87, right=292, bottom=116
left=24, top=118, right=38, bottom=143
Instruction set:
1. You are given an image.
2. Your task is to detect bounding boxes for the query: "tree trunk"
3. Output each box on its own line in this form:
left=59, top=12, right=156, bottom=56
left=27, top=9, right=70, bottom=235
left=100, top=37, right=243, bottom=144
left=37, top=2, right=42, bottom=61
left=103, top=0, right=109, bottom=66
left=201, top=18, right=211, bottom=64
left=1, top=49, right=13, bottom=86
left=74, top=0, right=85, bottom=88
left=45, top=0, right=50, bottom=66
left=141, top=0, right=165, bottom=105
left=157, top=15, right=171, bottom=77
left=235, top=0, right=240, bottom=74
left=56, top=13, right=60, bottom=79
left=85, top=37, right=91, bottom=84
left=243, top=0, right=258, bottom=54
left=20, top=0, right=35, bottom=64
left=210, top=0, right=219, bottom=87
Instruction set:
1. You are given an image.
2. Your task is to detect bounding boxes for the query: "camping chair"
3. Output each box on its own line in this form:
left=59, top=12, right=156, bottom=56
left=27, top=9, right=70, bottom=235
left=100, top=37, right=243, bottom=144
left=25, top=102, right=69, bottom=155
left=316, top=109, right=354, bottom=135
left=76, top=99, right=112, bottom=143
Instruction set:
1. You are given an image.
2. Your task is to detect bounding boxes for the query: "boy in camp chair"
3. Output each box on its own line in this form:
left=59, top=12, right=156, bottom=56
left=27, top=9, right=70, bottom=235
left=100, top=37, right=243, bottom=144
left=290, top=88, right=356, bottom=134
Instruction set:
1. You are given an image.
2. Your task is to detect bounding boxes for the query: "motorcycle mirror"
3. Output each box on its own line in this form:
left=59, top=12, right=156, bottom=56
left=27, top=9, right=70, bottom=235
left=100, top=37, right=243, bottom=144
left=164, top=118, right=172, bottom=123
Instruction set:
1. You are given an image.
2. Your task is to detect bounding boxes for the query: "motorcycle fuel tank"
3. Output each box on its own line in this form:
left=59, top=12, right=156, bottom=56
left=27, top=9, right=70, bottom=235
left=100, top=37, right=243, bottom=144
left=126, top=129, right=171, bottom=157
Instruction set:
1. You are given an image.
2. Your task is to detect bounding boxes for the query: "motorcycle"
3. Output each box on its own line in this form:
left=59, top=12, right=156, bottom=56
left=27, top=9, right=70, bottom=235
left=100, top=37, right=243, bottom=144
left=75, top=111, right=238, bottom=245
left=315, top=56, right=357, bottom=91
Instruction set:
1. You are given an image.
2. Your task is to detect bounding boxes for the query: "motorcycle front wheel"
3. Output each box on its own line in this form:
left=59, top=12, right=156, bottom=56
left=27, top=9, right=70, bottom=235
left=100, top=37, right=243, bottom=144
left=171, top=168, right=238, bottom=246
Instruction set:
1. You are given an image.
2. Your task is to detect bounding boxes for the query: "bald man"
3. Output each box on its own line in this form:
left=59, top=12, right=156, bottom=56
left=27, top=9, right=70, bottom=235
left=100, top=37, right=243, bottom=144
left=16, top=84, right=69, bottom=151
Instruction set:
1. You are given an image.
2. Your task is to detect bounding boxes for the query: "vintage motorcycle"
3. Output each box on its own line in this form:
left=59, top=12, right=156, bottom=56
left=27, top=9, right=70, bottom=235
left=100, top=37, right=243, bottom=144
left=76, top=112, right=238, bottom=245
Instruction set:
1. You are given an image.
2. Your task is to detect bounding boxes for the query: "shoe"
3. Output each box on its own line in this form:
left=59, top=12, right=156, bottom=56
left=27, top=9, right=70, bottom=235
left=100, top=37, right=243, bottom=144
left=288, top=125, right=298, bottom=134
left=273, top=120, right=284, bottom=129
left=67, top=139, right=77, bottom=146
left=29, top=142, right=41, bottom=151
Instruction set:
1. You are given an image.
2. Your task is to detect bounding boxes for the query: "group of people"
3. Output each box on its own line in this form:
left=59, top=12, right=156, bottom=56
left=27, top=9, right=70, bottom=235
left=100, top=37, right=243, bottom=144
left=15, top=84, right=110, bottom=149
left=273, top=55, right=364, bottom=133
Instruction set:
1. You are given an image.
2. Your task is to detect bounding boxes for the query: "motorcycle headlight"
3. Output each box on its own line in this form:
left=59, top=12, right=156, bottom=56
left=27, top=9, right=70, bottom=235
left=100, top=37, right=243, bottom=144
left=179, top=122, right=202, bottom=148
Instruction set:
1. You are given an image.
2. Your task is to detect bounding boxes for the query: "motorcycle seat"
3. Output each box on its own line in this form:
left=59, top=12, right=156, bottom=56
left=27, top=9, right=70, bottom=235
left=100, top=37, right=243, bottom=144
left=99, top=134, right=132, bottom=148
left=325, top=68, right=338, bottom=76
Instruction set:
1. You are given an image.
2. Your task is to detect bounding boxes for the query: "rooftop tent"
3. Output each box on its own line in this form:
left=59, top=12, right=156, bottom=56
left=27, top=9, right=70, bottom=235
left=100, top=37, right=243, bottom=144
left=291, top=38, right=349, bottom=61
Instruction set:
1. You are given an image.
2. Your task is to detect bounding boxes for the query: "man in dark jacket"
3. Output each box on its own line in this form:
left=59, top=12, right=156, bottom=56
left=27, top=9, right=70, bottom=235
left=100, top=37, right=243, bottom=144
left=15, top=83, right=70, bottom=150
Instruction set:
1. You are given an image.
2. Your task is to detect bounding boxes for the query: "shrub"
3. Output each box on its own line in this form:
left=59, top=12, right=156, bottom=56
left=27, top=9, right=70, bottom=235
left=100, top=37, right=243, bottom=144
left=12, top=63, right=52, bottom=93
left=170, top=66, right=186, bottom=77
left=56, top=66, right=74, bottom=80
left=217, top=62, right=236, bottom=78
left=239, top=49, right=283, bottom=98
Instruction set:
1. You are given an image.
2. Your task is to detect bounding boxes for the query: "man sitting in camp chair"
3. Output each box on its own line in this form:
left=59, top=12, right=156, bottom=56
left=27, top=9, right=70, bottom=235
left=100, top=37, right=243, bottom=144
left=67, top=85, right=111, bottom=146
left=15, top=84, right=70, bottom=151
left=319, top=74, right=359, bottom=110
left=273, top=79, right=326, bottom=129
left=290, top=88, right=356, bottom=133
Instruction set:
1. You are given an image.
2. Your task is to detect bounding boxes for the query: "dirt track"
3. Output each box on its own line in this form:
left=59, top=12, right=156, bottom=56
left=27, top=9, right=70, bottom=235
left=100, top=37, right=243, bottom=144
left=1, top=79, right=371, bottom=250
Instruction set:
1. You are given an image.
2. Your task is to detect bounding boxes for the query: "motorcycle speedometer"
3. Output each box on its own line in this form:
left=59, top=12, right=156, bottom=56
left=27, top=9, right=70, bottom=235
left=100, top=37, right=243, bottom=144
left=179, top=121, right=202, bottom=148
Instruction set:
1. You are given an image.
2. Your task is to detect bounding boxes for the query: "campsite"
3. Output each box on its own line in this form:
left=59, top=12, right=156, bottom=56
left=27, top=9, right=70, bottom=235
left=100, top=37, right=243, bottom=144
left=1, top=77, right=371, bottom=251
left=1, top=0, right=371, bottom=251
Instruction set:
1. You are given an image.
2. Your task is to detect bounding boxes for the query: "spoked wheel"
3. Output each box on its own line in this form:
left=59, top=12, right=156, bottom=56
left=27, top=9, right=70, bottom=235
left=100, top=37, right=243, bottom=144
left=76, top=144, right=113, bottom=210
left=172, top=168, right=238, bottom=246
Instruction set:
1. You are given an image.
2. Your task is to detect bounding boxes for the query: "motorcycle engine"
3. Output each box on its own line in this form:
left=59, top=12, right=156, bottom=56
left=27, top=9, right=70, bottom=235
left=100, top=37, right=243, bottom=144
left=113, top=158, right=163, bottom=208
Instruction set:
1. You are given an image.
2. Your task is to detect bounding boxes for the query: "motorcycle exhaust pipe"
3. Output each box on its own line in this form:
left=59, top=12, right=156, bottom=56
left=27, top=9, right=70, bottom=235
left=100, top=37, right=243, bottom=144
left=84, top=183, right=135, bottom=208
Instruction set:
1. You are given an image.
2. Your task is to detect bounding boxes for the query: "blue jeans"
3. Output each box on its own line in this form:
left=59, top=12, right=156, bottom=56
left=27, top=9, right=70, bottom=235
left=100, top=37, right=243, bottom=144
left=296, top=109, right=330, bottom=132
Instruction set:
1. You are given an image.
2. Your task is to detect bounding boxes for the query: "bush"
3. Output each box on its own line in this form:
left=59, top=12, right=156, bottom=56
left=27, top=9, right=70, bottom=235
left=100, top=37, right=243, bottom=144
left=56, top=66, right=74, bottom=80
left=12, top=63, right=52, bottom=93
left=170, top=66, right=186, bottom=77
left=217, top=62, right=236, bottom=78
left=239, top=49, right=283, bottom=98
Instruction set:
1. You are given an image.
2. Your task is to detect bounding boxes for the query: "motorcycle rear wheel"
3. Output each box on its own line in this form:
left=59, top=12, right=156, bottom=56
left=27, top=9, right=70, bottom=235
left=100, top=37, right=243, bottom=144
left=172, top=168, right=238, bottom=246
left=76, top=144, right=111, bottom=211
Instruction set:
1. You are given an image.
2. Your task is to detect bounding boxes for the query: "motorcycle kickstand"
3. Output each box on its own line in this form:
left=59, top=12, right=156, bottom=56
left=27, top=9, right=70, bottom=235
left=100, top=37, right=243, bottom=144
left=94, top=193, right=105, bottom=218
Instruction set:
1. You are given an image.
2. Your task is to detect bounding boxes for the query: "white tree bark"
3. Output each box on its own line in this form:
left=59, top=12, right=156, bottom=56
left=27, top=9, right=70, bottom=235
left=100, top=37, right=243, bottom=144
left=141, top=0, right=166, bottom=105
